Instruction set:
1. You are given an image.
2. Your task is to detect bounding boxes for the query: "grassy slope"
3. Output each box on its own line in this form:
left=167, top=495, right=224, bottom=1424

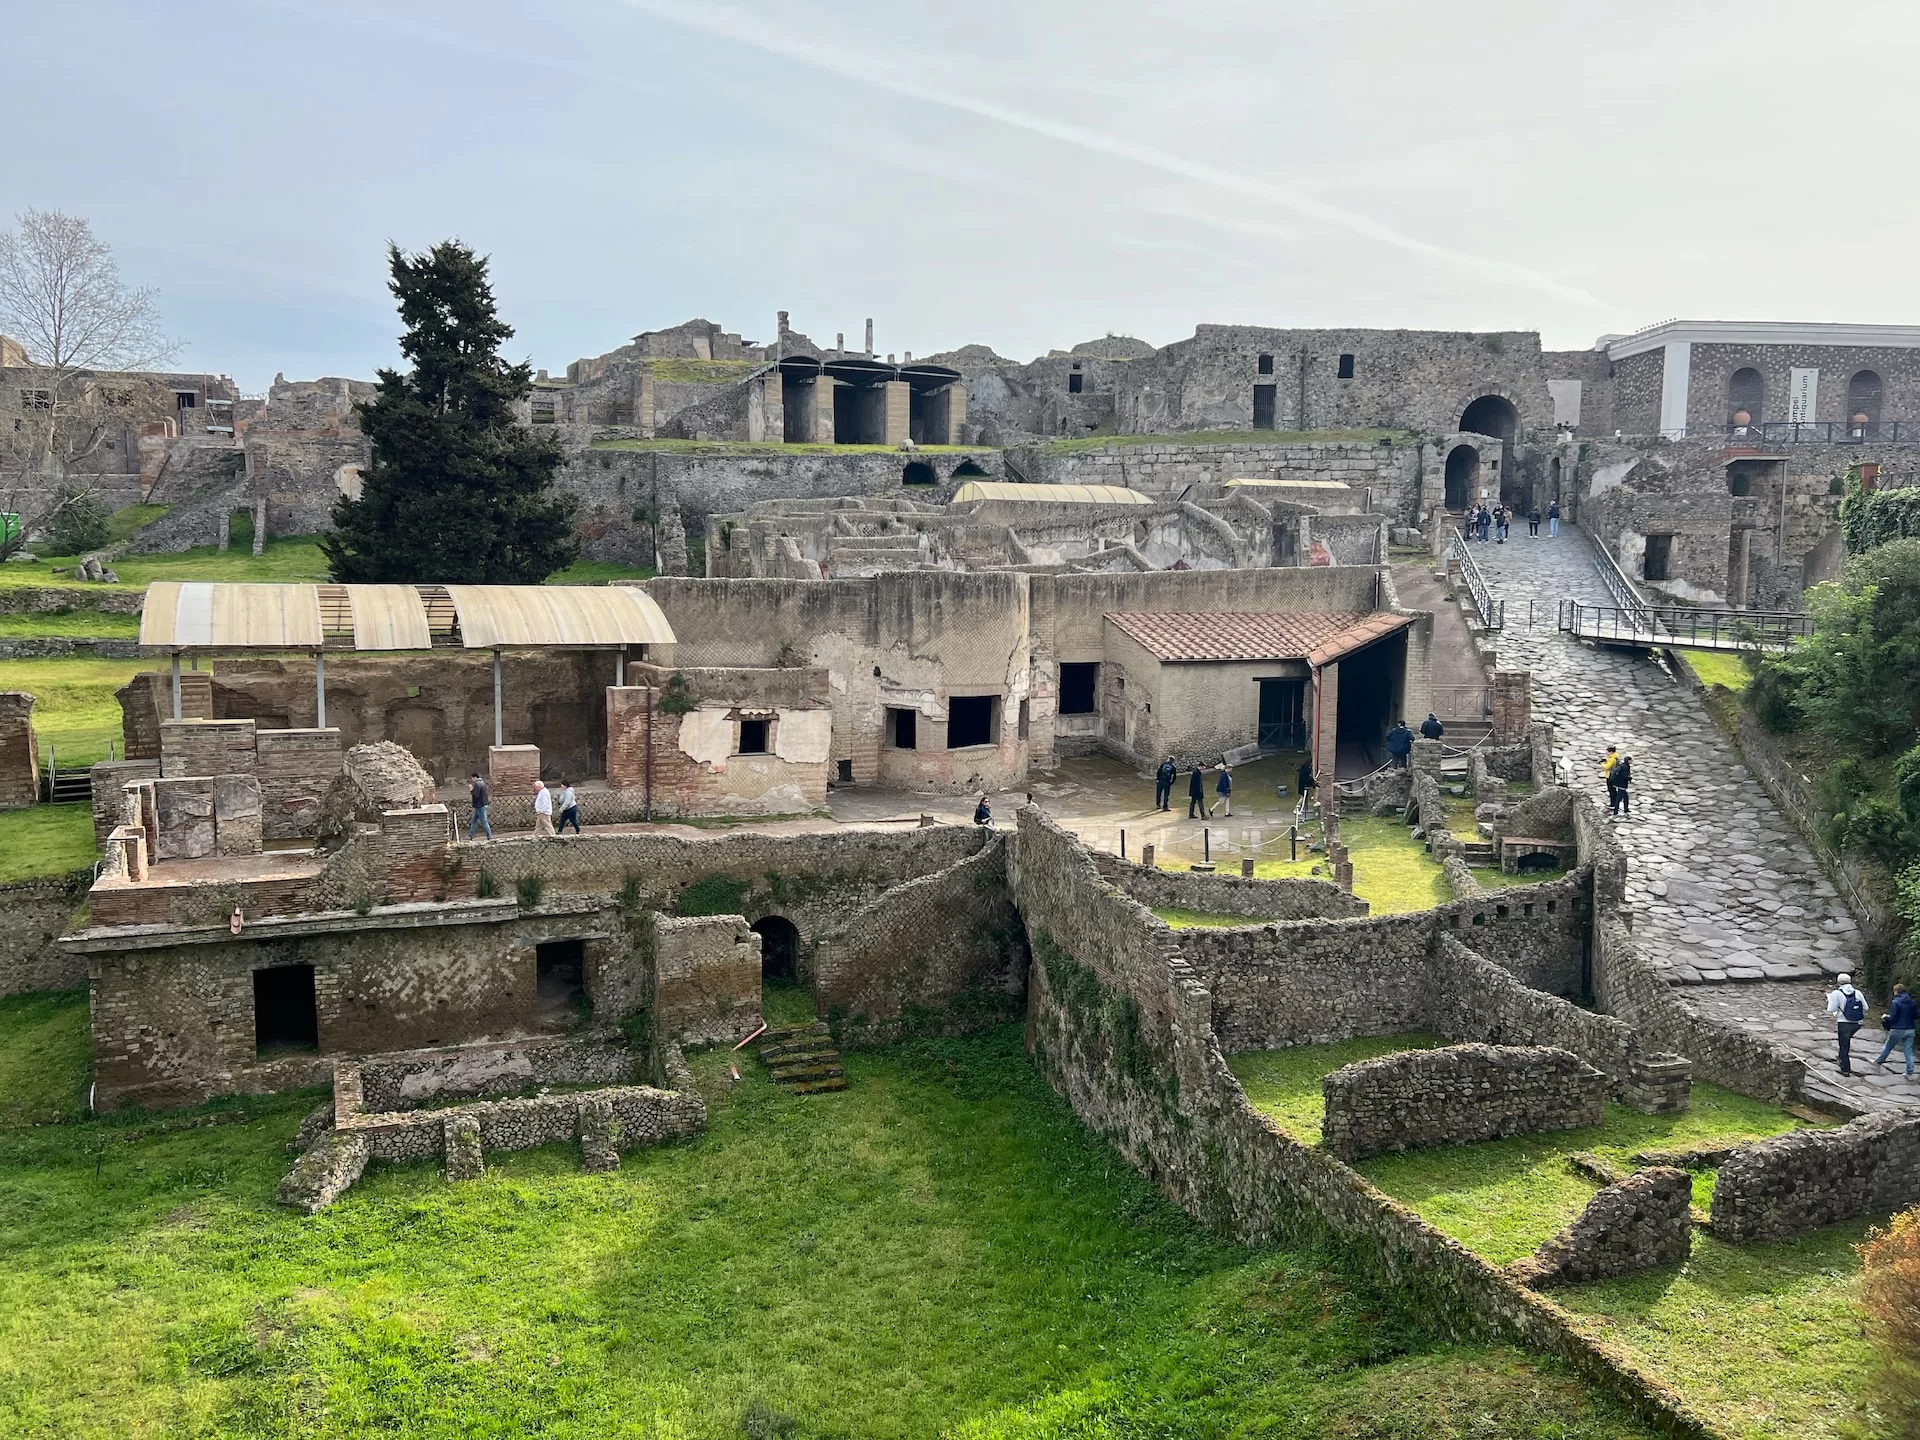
left=0, top=1010, right=1660, bottom=1440
left=1230, top=1038, right=1869, bottom=1439
left=0, top=989, right=91, bottom=1126
left=0, top=658, right=149, bottom=767
left=0, top=610, right=141, bottom=638
left=1680, top=650, right=1753, bottom=693
left=0, top=806, right=95, bottom=884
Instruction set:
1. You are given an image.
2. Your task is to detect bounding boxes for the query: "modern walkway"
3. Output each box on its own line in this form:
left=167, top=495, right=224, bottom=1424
left=1470, top=525, right=1912, bottom=1114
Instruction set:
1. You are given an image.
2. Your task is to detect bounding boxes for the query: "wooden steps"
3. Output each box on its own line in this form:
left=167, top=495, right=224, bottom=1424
left=758, top=1021, right=847, bottom=1094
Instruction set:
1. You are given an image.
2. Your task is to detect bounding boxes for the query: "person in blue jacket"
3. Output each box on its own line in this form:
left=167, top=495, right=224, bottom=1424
left=1875, top=984, right=1918, bottom=1076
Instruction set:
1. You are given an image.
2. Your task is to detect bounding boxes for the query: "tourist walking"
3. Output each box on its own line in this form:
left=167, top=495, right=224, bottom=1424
left=1829, top=973, right=1868, bottom=1076
left=1385, top=719, right=1415, bottom=768
left=1419, top=712, right=1445, bottom=741
left=1209, top=764, right=1234, bottom=818
left=533, top=779, right=555, bottom=838
left=1495, top=506, right=1510, bottom=543
left=1296, top=760, right=1318, bottom=814
left=555, top=779, right=582, bottom=835
left=1187, top=764, right=1208, bottom=819
left=1608, top=754, right=1632, bottom=816
left=1154, top=756, right=1176, bottom=812
left=1548, top=499, right=1560, bottom=537
left=973, top=793, right=993, bottom=828
left=1527, top=506, right=1541, bottom=537
left=1875, top=984, right=1918, bottom=1076
left=1476, top=507, right=1492, bottom=542
left=1601, top=745, right=1620, bottom=804
left=467, top=773, right=492, bottom=841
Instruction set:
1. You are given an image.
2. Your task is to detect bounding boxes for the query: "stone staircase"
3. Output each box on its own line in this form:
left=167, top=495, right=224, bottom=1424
left=758, top=1021, right=847, bottom=1094
left=1459, top=838, right=1497, bottom=866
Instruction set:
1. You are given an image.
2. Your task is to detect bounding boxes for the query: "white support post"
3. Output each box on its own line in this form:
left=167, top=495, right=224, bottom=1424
left=615, top=647, right=625, bottom=686
left=171, top=653, right=182, bottom=720
left=493, top=650, right=504, bottom=748
left=315, top=651, right=327, bottom=729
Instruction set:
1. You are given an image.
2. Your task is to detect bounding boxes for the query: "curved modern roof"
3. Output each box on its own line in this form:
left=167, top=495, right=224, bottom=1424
left=140, top=582, right=674, bottom=651
left=951, top=480, right=1154, bottom=506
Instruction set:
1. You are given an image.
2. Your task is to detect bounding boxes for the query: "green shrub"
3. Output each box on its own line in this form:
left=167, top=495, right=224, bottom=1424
left=515, top=874, right=543, bottom=910
left=48, top=486, right=110, bottom=555
left=1840, top=482, right=1920, bottom=554
left=674, top=874, right=748, bottom=917
left=475, top=869, right=497, bottom=899
left=659, top=672, right=696, bottom=715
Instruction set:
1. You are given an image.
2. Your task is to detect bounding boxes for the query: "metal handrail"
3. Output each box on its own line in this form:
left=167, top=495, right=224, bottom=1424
left=1580, top=527, right=1661, bottom=636
left=1734, top=419, right=1916, bottom=444
left=1560, top=602, right=1813, bottom=649
left=1447, top=529, right=1506, bottom=631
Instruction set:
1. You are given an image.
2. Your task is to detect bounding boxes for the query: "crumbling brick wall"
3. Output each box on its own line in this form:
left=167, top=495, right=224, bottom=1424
left=0, top=872, right=90, bottom=997
left=1320, top=1044, right=1606, bottom=1162
left=647, top=912, right=762, bottom=1046
left=0, top=692, right=40, bottom=809
left=1709, top=1112, right=1920, bottom=1243
left=1091, top=851, right=1368, bottom=921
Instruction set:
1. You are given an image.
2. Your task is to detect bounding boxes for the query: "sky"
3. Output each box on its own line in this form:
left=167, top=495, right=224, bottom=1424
left=6, top=0, right=1918, bottom=393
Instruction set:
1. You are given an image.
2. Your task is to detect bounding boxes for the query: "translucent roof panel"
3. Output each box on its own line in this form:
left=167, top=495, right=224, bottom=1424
left=140, top=582, right=324, bottom=650
left=345, top=585, right=434, bottom=651
left=444, top=585, right=676, bottom=648
left=950, top=481, right=1154, bottom=505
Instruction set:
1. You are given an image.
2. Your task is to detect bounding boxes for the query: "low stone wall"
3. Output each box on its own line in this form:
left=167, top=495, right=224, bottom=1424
left=1513, top=1168, right=1692, bottom=1288
left=814, top=832, right=1026, bottom=1044
left=351, top=1037, right=643, bottom=1113
left=0, top=585, right=145, bottom=615
left=1320, top=1043, right=1606, bottom=1162
left=1428, top=932, right=1639, bottom=1088
left=1709, top=1111, right=1920, bottom=1243
left=1092, top=851, right=1369, bottom=921
left=0, top=871, right=91, bottom=997
left=647, top=912, right=762, bottom=1046
left=0, top=637, right=144, bottom=660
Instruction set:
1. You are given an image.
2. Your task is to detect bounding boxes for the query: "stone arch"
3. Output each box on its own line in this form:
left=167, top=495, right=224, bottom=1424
left=752, top=915, right=800, bottom=983
left=1849, top=370, right=1883, bottom=434
left=1727, top=367, right=1764, bottom=427
left=902, top=461, right=936, bottom=486
left=1444, top=444, right=1479, bottom=511
left=1459, top=394, right=1519, bottom=440
left=951, top=460, right=988, bottom=478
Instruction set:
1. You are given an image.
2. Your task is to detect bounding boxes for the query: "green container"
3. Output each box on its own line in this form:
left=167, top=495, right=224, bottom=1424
left=0, top=513, right=19, bottom=545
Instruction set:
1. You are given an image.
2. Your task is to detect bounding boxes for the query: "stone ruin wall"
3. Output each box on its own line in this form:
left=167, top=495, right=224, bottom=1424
left=0, top=691, right=38, bottom=809
left=1708, top=1110, right=1920, bottom=1243
left=1319, top=1043, right=1606, bottom=1162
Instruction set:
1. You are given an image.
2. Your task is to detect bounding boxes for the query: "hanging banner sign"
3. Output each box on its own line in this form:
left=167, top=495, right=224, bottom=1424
left=1788, top=367, right=1819, bottom=424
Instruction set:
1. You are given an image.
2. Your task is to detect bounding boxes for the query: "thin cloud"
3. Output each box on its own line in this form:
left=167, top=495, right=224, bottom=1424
left=619, top=0, right=1605, bottom=309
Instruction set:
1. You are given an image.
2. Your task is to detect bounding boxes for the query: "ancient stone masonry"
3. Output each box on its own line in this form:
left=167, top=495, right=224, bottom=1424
left=0, top=692, right=39, bottom=809
left=1708, top=1111, right=1920, bottom=1243
left=0, top=872, right=92, bottom=998
left=1510, top=1168, right=1693, bottom=1289
left=647, top=912, right=762, bottom=1046
left=1319, top=1044, right=1607, bottom=1163
left=1092, top=851, right=1370, bottom=921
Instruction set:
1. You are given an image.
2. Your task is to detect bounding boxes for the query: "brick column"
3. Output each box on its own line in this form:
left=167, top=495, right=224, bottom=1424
left=1312, top=661, right=1340, bottom=787
left=812, top=377, right=837, bottom=444
left=0, top=692, right=39, bottom=810
left=945, top=383, right=967, bottom=444
left=882, top=380, right=911, bottom=447
left=1491, top=670, right=1531, bottom=745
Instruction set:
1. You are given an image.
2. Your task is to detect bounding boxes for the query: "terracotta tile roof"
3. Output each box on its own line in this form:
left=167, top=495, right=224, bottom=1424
left=1103, top=610, right=1413, bottom=665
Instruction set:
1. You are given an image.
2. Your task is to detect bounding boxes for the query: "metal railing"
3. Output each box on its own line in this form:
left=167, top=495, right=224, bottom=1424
left=1428, top=684, right=1493, bottom=720
left=1581, top=525, right=1658, bottom=632
left=1559, top=602, right=1814, bottom=650
left=1732, top=420, right=1917, bottom=444
left=1447, top=529, right=1505, bottom=631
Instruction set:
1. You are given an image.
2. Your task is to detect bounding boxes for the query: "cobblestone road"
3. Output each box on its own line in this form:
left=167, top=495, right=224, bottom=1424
left=1470, top=526, right=1912, bottom=1113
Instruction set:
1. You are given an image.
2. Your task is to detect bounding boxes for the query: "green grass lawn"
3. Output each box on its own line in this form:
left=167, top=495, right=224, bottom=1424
left=1680, top=650, right=1754, bottom=693
left=545, top=558, right=658, bottom=585
left=6, top=535, right=335, bottom=592
left=0, top=1007, right=1664, bottom=1439
left=0, top=657, right=150, bottom=768
left=0, top=989, right=91, bottom=1126
left=1229, top=1039, right=1867, bottom=1437
left=0, top=805, right=97, bottom=883
left=591, top=438, right=977, bottom=456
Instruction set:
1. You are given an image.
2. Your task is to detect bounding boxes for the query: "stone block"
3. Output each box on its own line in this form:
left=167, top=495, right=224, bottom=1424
left=1321, top=1043, right=1606, bottom=1162
left=579, top=1094, right=622, bottom=1173
left=444, top=1113, right=485, bottom=1181
left=276, top=1131, right=370, bottom=1214
left=1620, top=1051, right=1692, bottom=1115
left=161, top=718, right=257, bottom=779
left=489, top=744, right=541, bottom=798
left=213, top=774, right=264, bottom=856
left=91, top=759, right=159, bottom=845
left=1512, top=1167, right=1692, bottom=1287
left=0, top=692, right=40, bottom=810
left=151, top=777, right=216, bottom=860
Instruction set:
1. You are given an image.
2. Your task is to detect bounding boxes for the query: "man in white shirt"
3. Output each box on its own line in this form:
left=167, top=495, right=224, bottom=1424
left=1827, top=972, right=1868, bottom=1077
left=533, top=779, right=555, bottom=838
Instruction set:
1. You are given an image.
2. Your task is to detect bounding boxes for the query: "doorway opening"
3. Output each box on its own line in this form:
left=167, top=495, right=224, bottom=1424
left=885, top=706, right=917, bottom=750
left=902, top=461, right=936, bottom=487
left=947, top=695, right=999, bottom=749
left=1257, top=678, right=1306, bottom=750
left=253, top=964, right=319, bottom=1056
left=753, top=916, right=800, bottom=984
left=536, top=939, right=586, bottom=1027
left=1643, top=534, right=1673, bottom=583
left=1253, top=383, right=1277, bottom=430
left=1333, top=630, right=1405, bottom=775
left=1058, top=662, right=1098, bottom=715
left=1444, top=444, right=1479, bottom=511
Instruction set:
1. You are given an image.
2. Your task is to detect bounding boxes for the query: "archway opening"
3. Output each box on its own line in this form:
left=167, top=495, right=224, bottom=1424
left=753, top=916, right=800, bottom=984
left=952, top=460, right=988, bottom=478
left=1727, top=367, right=1764, bottom=429
left=1444, top=444, right=1479, bottom=511
left=1459, top=395, right=1518, bottom=440
left=902, top=461, right=936, bottom=486
left=1849, top=370, right=1883, bottom=436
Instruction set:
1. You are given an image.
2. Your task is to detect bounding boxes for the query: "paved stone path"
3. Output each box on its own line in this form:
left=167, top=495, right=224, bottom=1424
left=1470, top=526, right=1914, bottom=1113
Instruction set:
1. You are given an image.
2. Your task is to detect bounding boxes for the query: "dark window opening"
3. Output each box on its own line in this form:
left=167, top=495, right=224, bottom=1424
left=536, top=939, right=586, bottom=1027
left=174, top=391, right=198, bottom=411
left=753, top=916, right=799, bottom=984
left=886, top=706, right=917, bottom=750
left=1643, top=534, right=1673, bottom=583
left=1444, top=444, right=1478, bottom=511
left=1068, top=372, right=1084, bottom=394
left=836, top=758, right=853, bottom=783
left=1849, top=369, right=1884, bottom=432
left=253, top=964, right=318, bottom=1056
left=1728, top=460, right=1764, bottom=497
left=1337, top=353, right=1355, bottom=379
left=1257, top=353, right=1274, bottom=375
left=947, top=695, right=999, bottom=749
left=1252, top=383, right=1277, bottom=430
left=902, top=460, right=936, bottom=486
left=1017, top=699, right=1030, bottom=740
left=1058, top=662, right=1098, bottom=715
left=1727, top=366, right=1764, bottom=426
left=738, top=718, right=769, bottom=754
left=1257, top=678, right=1307, bottom=750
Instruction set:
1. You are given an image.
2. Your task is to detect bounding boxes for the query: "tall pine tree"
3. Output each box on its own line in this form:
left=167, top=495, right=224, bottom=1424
left=322, top=242, right=577, bottom=583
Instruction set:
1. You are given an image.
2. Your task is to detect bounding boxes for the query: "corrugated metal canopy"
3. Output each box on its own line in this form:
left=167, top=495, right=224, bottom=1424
left=141, top=582, right=324, bottom=650
left=344, top=585, right=433, bottom=651
left=951, top=480, right=1154, bottom=506
left=444, top=585, right=675, bottom=648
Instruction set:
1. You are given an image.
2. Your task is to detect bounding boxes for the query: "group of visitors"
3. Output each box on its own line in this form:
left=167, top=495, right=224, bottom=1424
left=1466, top=499, right=1560, bottom=541
left=1828, top=973, right=1918, bottom=1079
left=1147, top=756, right=1318, bottom=817
left=463, top=774, right=582, bottom=841
left=1384, top=712, right=1447, bottom=768
left=1601, top=746, right=1634, bottom=817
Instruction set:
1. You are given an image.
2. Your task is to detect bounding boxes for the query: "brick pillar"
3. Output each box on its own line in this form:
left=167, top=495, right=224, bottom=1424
left=0, top=691, right=40, bottom=810
left=1312, top=662, right=1340, bottom=788
left=945, top=383, right=967, bottom=444
left=252, top=498, right=268, bottom=556
left=1491, top=670, right=1531, bottom=745
left=489, top=745, right=541, bottom=796
left=812, top=377, right=837, bottom=444
left=882, top=380, right=911, bottom=447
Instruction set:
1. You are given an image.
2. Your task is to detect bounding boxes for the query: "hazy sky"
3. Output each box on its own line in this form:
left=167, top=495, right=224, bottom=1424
left=8, top=0, right=1917, bottom=392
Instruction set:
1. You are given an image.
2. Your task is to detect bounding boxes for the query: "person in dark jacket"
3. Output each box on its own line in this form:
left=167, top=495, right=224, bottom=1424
left=1875, top=984, right=1919, bottom=1076
left=1528, top=506, right=1541, bottom=536
left=467, top=774, right=492, bottom=841
left=1608, top=754, right=1633, bottom=816
left=1419, top=713, right=1445, bottom=741
left=1296, top=760, right=1318, bottom=813
left=1187, top=765, right=1207, bottom=819
left=1385, top=720, right=1415, bottom=768
left=1154, top=757, right=1176, bottom=811
left=1209, top=764, right=1234, bottom=818
left=973, top=794, right=993, bottom=828
left=1548, top=499, right=1561, bottom=537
